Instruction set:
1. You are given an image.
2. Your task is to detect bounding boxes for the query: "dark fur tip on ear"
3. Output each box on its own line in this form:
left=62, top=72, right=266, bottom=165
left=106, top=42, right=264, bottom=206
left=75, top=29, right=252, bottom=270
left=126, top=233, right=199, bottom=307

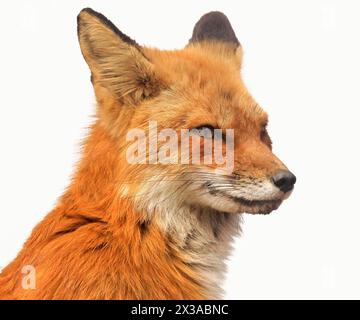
left=189, top=11, right=240, bottom=46
left=77, top=7, right=139, bottom=48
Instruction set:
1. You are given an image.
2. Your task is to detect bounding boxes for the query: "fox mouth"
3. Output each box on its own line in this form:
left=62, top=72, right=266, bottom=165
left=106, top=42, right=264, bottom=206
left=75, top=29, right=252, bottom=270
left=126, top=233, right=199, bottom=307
left=205, top=185, right=283, bottom=215
left=230, top=196, right=282, bottom=208
left=219, top=192, right=282, bottom=214
left=231, top=196, right=282, bottom=214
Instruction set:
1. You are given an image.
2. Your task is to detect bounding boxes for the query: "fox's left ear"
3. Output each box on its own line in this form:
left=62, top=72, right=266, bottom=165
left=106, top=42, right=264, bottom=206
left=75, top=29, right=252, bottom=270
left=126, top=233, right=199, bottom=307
left=189, top=12, right=242, bottom=67
left=77, top=8, right=162, bottom=104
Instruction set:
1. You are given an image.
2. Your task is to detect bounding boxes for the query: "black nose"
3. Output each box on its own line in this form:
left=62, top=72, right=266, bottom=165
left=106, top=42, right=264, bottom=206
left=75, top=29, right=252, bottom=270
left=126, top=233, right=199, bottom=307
left=271, top=170, right=296, bottom=193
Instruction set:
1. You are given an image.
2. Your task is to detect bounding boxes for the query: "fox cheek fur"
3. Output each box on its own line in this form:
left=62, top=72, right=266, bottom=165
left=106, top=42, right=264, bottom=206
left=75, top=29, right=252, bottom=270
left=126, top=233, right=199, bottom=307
left=0, top=9, right=295, bottom=300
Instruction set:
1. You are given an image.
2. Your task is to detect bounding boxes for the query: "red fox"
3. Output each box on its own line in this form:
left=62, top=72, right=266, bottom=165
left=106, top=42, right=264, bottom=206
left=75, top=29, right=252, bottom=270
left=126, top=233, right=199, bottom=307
left=0, top=8, right=296, bottom=299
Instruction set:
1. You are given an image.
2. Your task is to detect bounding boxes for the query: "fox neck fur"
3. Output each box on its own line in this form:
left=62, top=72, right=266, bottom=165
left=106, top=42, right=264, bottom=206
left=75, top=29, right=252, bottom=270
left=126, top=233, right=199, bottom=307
left=0, top=123, right=240, bottom=299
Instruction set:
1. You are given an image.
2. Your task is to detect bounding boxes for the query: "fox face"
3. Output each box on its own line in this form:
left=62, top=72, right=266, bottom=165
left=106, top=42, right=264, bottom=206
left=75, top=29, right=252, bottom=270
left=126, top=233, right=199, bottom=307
left=77, top=9, right=296, bottom=217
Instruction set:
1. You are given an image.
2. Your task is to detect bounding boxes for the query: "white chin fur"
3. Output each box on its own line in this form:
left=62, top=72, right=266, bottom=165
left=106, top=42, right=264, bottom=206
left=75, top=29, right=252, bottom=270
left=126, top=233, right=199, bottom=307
left=131, top=170, right=291, bottom=215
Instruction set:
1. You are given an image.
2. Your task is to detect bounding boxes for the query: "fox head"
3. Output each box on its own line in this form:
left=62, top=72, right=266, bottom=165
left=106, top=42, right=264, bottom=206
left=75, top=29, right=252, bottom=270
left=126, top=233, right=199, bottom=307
left=77, top=8, right=296, bottom=216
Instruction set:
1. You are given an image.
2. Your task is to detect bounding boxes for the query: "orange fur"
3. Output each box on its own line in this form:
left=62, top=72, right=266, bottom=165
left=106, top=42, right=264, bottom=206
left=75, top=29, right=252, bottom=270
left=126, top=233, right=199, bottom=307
left=0, top=9, right=294, bottom=300
left=0, top=124, right=205, bottom=299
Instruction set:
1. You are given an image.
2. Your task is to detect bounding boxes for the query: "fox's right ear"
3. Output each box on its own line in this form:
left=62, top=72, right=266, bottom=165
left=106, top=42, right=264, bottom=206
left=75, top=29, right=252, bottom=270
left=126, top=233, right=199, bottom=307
left=77, top=8, right=161, bottom=104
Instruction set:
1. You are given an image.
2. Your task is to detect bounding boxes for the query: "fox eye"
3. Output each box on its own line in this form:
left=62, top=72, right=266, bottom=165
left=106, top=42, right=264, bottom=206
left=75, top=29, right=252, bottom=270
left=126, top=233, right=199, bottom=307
left=260, top=125, right=272, bottom=148
left=260, top=126, right=267, bottom=138
left=190, top=125, right=216, bottom=139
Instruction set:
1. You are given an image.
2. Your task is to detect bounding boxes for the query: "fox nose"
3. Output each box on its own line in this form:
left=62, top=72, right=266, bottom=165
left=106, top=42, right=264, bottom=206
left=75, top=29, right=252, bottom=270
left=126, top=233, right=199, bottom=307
left=271, top=170, right=296, bottom=193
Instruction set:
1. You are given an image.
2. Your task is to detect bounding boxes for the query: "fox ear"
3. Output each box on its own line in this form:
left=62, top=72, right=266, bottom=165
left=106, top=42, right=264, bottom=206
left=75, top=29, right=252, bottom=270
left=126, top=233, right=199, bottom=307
left=77, top=8, right=161, bottom=104
left=189, top=11, right=240, bottom=46
left=189, top=12, right=242, bottom=68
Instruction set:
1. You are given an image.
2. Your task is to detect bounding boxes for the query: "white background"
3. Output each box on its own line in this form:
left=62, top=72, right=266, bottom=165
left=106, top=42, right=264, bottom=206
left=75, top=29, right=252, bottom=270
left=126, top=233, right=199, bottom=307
left=1, top=0, right=360, bottom=299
